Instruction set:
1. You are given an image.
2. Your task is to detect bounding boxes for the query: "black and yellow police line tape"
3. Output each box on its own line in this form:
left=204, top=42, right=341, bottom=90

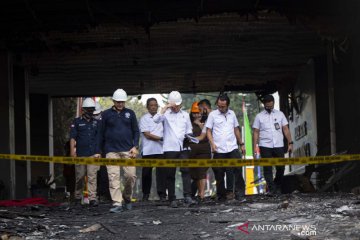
left=0, top=153, right=360, bottom=167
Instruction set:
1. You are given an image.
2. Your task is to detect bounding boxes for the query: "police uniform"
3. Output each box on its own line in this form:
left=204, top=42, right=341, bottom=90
left=70, top=117, right=101, bottom=201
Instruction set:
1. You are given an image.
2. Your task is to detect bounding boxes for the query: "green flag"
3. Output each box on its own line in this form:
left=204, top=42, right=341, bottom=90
left=242, top=100, right=253, bottom=157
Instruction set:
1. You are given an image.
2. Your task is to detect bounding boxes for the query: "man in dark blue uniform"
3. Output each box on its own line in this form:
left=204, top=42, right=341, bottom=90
left=98, top=89, right=140, bottom=213
left=70, top=98, right=101, bottom=206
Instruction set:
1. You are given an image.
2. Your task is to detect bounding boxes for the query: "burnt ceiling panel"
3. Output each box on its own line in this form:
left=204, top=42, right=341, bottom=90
left=23, top=13, right=323, bottom=96
left=0, top=0, right=354, bottom=96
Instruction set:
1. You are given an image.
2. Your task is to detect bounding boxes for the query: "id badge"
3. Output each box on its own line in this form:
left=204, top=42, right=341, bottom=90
left=274, top=122, right=280, bottom=130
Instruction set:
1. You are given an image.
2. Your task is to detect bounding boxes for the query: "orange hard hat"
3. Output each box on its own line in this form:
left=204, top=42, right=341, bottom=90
left=191, top=101, right=200, bottom=113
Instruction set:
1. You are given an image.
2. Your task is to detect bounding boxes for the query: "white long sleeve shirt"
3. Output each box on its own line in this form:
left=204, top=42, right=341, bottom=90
left=153, top=109, right=192, bottom=152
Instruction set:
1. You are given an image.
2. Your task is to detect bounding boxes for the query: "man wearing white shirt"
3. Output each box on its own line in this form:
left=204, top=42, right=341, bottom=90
left=139, top=98, right=164, bottom=201
left=206, top=94, right=245, bottom=201
left=252, top=94, right=293, bottom=195
left=153, top=91, right=194, bottom=207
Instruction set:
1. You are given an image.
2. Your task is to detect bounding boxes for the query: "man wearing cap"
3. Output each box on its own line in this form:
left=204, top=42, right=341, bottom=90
left=252, top=94, right=293, bottom=195
left=69, top=98, right=101, bottom=206
left=98, top=89, right=140, bottom=213
left=152, top=91, right=194, bottom=207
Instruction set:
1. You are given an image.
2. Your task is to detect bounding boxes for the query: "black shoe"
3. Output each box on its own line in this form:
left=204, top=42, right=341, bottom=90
left=267, top=185, right=280, bottom=196
left=225, top=192, right=235, bottom=200
left=159, top=196, right=167, bottom=202
left=184, top=196, right=196, bottom=205
left=89, top=200, right=98, bottom=207
left=169, top=200, right=178, bottom=208
left=195, top=196, right=205, bottom=204
left=73, top=198, right=82, bottom=205
left=217, top=196, right=227, bottom=202
left=142, top=194, right=149, bottom=201
left=235, top=191, right=245, bottom=200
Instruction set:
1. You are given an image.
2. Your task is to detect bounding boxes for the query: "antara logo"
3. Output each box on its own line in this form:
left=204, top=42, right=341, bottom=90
left=237, top=221, right=250, bottom=234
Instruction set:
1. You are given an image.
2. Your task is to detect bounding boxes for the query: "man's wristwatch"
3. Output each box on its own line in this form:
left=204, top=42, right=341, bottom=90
left=239, top=143, right=245, bottom=146
left=288, top=141, right=293, bottom=145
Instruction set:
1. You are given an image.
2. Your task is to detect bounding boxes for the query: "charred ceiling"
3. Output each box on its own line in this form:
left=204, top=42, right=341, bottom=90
left=0, top=0, right=357, bottom=96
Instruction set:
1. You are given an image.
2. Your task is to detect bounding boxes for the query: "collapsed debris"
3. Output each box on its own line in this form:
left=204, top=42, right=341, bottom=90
left=0, top=193, right=359, bottom=239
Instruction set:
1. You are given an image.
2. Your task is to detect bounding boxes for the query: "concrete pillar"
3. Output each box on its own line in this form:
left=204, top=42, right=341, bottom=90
left=48, top=97, right=55, bottom=189
left=0, top=52, right=15, bottom=199
left=327, top=42, right=336, bottom=155
left=13, top=65, right=29, bottom=198
left=314, top=55, right=331, bottom=155
left=29, top=94, right=50, bottom=187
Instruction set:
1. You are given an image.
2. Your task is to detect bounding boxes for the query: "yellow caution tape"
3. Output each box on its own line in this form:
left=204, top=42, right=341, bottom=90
left=246, top=181, right=267, bottom=189
left=0, top=153, right=359, bottom=167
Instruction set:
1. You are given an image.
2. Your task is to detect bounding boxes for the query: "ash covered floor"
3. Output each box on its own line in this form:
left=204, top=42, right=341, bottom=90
left=1, top=193, right=360, bottom=240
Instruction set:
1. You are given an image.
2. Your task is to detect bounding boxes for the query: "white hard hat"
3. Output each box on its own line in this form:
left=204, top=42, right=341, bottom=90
left=82, top=98, right=96, bottom=108
left=112, top=89, right=128, bottom=101
left=93, top=102, right=103, bottom=114
left=168, top=91, right=182, bottom=105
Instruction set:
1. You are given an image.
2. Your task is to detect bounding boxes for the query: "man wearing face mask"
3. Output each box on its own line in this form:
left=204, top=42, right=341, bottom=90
left=198, top=99, right=212, bottom=124
left=69, top=98, right=101, bottom=207
left=252, top=94, right=293, bottom=195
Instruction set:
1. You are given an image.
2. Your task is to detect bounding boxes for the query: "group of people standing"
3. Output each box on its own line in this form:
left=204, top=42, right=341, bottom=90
left=69, top=89, right=293, bottom=213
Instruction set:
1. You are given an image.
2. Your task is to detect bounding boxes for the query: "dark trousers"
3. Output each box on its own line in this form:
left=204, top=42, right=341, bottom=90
left=161, top=151, right=191, bottom=201
left=142, top=154, right=164, bottom=196
left=259, top=147, right=285, bottom=189
left=97, top=166, right=111, bottom=200
left=225, top=168, right=234, bottom=192
left=213, top=149, right=245, bottom=198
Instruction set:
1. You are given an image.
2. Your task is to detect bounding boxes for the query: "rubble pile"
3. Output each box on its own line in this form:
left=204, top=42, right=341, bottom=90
left=0, top=193, right=359, bottom=239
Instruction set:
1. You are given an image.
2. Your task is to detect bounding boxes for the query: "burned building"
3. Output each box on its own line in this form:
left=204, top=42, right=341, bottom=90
left=0, top=0, right=359, bottom=199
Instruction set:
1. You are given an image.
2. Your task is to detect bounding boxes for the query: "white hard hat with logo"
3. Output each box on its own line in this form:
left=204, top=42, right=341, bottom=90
left=112, top=89, right=128, bottom=101
left=82, top=98, right=96, bottom=108
left=93, top=102, right=103, bottom=114
left=168, top=91, right=182, bottom=105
